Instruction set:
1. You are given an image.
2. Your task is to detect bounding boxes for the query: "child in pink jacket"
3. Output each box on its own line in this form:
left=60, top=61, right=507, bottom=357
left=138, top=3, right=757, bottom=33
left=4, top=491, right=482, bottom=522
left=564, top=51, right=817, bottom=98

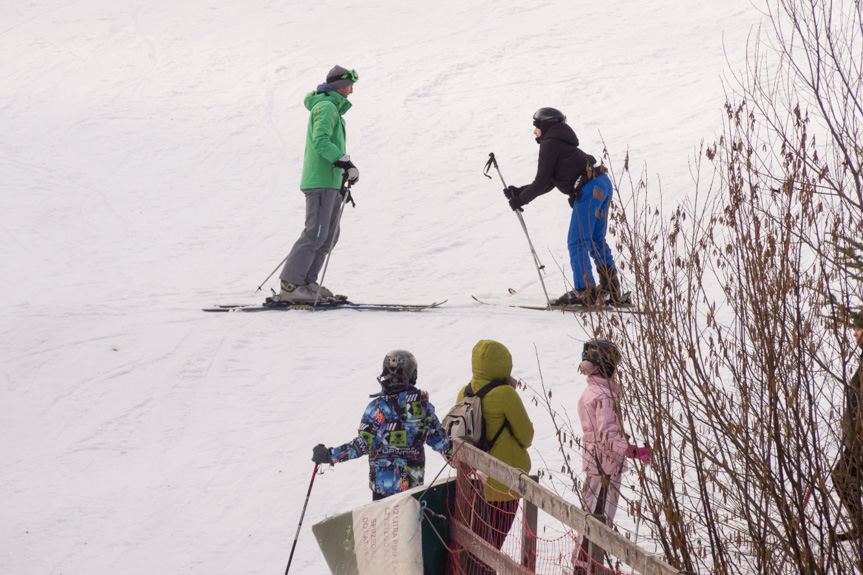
left=573, top=338, right=650, bottom=574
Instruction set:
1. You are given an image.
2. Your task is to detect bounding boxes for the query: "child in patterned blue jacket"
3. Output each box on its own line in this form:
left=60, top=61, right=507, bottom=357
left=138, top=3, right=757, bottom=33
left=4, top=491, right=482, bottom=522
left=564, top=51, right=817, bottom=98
left=312, top=350, right=453, bottom=500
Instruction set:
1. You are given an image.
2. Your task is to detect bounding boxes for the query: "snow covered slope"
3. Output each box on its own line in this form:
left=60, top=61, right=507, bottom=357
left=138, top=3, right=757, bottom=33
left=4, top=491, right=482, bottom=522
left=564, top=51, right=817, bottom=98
left=1, top=1, right=761, bottom=573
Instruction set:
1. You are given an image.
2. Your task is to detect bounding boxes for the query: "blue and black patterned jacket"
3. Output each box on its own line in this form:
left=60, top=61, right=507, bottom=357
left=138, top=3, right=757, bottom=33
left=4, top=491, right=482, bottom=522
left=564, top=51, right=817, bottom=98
left=330, top=386, right=452, bottom=497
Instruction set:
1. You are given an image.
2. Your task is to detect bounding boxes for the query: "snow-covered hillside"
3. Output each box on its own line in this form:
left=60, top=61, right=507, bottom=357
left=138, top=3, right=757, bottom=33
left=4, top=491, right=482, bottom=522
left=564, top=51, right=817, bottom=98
left=1, top=1, right=762, bottom=573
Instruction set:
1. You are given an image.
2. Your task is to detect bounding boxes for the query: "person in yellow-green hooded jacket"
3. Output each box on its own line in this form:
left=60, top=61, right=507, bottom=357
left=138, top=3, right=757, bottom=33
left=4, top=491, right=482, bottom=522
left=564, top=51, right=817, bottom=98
left=456, top=339, right=534, bottom=573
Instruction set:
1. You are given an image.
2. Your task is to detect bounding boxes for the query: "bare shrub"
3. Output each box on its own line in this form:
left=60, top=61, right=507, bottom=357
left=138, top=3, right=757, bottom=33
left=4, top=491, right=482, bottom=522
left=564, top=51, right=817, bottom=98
left=531, top=1, right=862, bottom=573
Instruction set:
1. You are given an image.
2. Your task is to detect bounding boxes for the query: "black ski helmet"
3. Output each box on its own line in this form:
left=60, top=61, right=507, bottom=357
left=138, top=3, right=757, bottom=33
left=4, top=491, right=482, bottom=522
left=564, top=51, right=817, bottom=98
left=377, top=349, right=418, bottom=392
left=582, top=338, right=621, bottom=378
left=533, top=107, right=567, bottom=129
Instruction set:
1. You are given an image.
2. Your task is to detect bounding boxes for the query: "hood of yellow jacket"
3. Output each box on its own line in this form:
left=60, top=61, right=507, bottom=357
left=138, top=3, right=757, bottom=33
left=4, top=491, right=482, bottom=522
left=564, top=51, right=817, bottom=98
left=470, top=339, right=512, bottom=390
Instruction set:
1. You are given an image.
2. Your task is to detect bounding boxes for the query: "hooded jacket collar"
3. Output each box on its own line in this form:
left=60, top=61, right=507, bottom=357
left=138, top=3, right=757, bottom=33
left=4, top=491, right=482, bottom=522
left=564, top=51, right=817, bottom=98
left=304, top=89, right=352, bottom=114
left=585, top=371, right=620, bottom=396
left=538, top=121, right=579, bottom=147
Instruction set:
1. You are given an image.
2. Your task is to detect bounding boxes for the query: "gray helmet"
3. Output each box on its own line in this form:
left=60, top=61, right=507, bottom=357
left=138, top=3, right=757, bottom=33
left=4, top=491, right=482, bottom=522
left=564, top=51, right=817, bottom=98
left=377, top=349, right=418, bottom=389
left=533, top=107, right=567, bottom=128
left=582, top=338, right=621, bottom=378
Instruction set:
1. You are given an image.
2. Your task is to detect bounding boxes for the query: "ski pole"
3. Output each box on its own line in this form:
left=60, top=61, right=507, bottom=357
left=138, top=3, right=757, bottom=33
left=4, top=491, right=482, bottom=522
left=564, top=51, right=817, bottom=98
left=313, top=173, right=352, bottom=308
left=284, top=463, right=321, bottom=575
left=483, top=153, right=547, bottom=274
left=483, top=153, right=552, bottom=308
left=256, top=174, right=351, bottom=296
left=255, top=256, right=289, bottom=294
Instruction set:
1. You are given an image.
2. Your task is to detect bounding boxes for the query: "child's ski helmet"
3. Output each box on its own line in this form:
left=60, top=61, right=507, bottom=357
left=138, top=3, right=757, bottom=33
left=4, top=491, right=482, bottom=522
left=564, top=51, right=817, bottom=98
left=582, top=338, right=621, bottom=378
left=377, top=349, right=418, bottom=392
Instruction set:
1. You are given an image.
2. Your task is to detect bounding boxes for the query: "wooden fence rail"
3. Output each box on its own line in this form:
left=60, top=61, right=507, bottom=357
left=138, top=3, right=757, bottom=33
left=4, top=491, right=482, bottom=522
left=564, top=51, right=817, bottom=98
left=452, top=439, right=681, bottom=575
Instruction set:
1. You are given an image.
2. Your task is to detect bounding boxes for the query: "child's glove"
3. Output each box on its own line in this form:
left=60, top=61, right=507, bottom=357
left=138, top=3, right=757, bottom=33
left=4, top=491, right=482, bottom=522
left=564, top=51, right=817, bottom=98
left=626, top=444, right=652, bottom=464
left=312, top=443, right=332, bottom=465
left=443, top=443, right=455, bottom=463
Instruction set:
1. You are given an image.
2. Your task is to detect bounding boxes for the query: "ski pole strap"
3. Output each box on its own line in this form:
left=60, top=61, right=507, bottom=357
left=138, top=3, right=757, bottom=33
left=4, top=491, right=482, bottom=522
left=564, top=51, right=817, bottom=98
left=337, top=172, right=355, bottom=207
left=483, top=152, right=498, bottom=179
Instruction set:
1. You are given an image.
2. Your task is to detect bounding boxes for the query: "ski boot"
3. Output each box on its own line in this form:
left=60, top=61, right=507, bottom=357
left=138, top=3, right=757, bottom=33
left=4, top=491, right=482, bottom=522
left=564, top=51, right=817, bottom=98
left=265, top=282, right=335, bottom=307
left=596, top=264, right=631, bottom=306
left=552, top=286, right=600, bottom=307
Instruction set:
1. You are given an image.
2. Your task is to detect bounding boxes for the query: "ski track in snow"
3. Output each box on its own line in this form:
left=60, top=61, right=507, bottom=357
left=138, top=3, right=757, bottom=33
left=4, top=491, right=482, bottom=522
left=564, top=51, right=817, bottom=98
left=1, top=1, right=765, bottom=573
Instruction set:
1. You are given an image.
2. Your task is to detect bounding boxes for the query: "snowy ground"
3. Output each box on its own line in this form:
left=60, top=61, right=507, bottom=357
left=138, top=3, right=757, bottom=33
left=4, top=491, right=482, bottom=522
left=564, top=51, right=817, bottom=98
left=1, top=1, right=763, bottom=573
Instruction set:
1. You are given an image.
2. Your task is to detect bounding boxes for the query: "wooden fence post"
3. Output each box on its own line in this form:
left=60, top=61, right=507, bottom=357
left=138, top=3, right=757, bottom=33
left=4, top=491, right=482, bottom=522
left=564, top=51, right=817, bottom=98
left=521, top=475, right=538, bottom=570
left=587, top=513, right=609, bottom=574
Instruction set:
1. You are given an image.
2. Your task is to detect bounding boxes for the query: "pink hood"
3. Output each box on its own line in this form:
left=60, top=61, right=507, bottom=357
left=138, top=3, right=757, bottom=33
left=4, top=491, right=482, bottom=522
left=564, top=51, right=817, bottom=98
left=578, top=361, right=629, bottom=475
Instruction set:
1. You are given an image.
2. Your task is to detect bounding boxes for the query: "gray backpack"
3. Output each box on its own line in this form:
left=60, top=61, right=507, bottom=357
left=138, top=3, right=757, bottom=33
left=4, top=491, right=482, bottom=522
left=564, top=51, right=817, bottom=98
left=442, top=380, right=511, bottom=451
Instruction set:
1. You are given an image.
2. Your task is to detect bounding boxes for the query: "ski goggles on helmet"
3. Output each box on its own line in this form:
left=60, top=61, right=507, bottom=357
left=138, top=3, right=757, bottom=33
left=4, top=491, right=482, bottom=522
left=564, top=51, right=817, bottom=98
left=332, top=69, right=359, bottom=83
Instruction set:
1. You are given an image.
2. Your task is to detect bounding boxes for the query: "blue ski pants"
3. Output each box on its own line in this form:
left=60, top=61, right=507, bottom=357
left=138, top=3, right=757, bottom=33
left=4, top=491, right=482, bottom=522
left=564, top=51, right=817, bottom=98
left=567, top=173, right=616, bottom=290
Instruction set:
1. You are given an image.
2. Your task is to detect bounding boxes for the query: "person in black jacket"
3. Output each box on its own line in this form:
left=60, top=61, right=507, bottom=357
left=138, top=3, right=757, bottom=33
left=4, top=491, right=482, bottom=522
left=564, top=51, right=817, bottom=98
left=833, top=310, right=863, bottom=541
left=506, top=108, right=625, bottom=306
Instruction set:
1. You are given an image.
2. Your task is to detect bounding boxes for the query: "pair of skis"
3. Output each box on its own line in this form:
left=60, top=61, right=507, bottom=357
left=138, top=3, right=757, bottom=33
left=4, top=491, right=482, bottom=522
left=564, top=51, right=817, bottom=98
left=203, top=300, right=447, bottom=313
left=203, top=296, right=642, bottom=314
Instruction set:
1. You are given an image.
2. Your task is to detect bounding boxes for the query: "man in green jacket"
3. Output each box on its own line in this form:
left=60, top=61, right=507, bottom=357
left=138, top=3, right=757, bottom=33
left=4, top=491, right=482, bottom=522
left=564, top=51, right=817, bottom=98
left=456, top=339, right=534, bottom=574
left=276, top=65, right=359, bottom=303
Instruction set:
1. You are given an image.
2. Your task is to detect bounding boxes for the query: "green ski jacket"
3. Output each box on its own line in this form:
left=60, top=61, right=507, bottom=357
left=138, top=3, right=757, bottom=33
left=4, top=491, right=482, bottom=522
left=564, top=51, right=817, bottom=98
left=300, top=90, right=352, bottom=190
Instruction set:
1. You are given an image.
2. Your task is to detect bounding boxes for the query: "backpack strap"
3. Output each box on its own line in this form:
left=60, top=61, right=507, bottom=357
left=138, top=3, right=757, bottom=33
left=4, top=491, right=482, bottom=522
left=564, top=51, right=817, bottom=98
left=474, top=379, right=509, bottom=398
left=487, top=418, right=513, bottom=450
left=469, top=379, right=513, bottom=450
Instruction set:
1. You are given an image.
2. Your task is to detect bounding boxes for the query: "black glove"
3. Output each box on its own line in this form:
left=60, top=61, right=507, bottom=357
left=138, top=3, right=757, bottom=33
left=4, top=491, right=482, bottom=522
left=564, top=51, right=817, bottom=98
left=333, top=155, right=359, bottom=185
left=312, top=443, right=332, bottom=465
left=333, top=154, right=354, bottom=169
left=503, top=185, right=520, bottom=200
left=508, top=193, right=525, bottom=212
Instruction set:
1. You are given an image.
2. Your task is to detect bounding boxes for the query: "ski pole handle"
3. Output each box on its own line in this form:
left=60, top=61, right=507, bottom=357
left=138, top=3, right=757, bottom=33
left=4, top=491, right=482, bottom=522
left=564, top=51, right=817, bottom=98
left=483, top=152, right=510, bottom=190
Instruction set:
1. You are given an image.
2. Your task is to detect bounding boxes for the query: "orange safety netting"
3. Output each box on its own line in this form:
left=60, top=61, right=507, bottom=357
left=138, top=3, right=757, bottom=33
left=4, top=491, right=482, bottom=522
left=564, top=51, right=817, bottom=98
left=444, top=449, right=634, bottom=575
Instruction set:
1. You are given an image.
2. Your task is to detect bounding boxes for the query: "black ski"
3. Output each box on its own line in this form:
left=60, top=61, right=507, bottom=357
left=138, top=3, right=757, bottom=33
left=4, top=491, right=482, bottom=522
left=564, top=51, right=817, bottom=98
left=471, top=295, right=644, bottom=314
left=203, top=300, right=447, bottom=313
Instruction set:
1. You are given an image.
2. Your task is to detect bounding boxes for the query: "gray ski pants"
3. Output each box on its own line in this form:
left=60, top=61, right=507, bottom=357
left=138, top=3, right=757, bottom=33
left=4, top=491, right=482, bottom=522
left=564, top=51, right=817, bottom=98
left=279, top=187, right=342, bottom=286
